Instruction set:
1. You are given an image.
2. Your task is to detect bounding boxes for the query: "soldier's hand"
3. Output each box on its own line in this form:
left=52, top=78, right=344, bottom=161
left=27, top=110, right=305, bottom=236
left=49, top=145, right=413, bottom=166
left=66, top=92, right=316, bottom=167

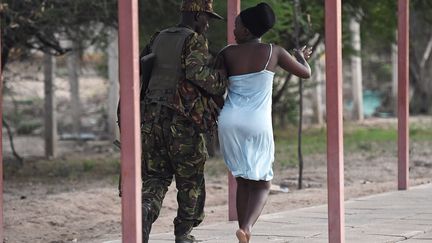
left=214, top=54, right=225, bottom=69
left=218, top=68, right=227, bottom=79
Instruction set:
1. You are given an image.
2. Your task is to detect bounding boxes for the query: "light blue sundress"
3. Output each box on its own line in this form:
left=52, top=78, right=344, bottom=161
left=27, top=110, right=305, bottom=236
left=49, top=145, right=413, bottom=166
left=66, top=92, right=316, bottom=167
left=218, top=44, right=275, bottom=181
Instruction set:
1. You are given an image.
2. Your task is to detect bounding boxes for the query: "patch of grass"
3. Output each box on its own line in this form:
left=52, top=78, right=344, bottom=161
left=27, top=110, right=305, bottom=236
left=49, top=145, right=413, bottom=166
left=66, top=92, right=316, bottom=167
left=6, top=118, right=431, bottom=182
left=274, top=126, right=327, bottom=168
left=410, top=126, right=432, bottom=141
left=16, top=120, right=43, bottom=135
left=109, top=158, right=121, bottom=173
left=344, top=128, right=397, bottom=152
left=274, top=119, right=432, bottom=168
left=5, top=156, right=121, bottom=181
left=82, top=160, right=96, bottom=172
left=112, top=174, right=120, bottom=186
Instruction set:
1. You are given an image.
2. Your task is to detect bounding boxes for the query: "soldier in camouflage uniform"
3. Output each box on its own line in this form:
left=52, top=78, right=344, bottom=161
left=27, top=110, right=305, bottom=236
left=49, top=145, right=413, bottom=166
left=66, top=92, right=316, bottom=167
left=139, top=1, right=226, bottom=242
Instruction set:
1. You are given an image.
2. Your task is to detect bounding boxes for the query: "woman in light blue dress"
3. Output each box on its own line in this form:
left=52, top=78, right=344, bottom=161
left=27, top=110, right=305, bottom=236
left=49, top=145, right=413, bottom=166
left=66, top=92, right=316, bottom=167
left=217, top=3, right=312, bottom=242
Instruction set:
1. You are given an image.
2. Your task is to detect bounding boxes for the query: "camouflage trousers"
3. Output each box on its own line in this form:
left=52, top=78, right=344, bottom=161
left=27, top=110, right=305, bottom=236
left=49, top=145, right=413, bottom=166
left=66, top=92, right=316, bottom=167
left=141, top=105, right=208, bottom=240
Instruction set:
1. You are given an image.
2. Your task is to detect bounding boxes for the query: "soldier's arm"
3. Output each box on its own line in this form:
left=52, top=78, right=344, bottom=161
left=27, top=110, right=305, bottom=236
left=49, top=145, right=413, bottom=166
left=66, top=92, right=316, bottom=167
left=184, top=33, right=227, bottom=96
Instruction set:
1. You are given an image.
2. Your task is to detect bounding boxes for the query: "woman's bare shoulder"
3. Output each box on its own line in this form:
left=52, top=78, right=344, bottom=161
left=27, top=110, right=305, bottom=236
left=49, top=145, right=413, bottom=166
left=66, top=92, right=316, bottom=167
left=220, top=44, right=236, bottom=55
left=271, top=44, right=285, bottom=54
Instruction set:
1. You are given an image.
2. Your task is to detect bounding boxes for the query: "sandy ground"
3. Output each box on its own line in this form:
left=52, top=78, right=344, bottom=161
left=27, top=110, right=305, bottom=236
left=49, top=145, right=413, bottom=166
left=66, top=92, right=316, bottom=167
left=3, top=138, right=432, bottom=243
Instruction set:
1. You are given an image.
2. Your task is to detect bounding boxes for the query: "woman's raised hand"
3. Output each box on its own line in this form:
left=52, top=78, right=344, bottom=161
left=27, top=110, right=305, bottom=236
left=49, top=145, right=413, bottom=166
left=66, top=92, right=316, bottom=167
left=294, top=45, right=312, bottom=61
left=301, top=46, right=312, bottom=60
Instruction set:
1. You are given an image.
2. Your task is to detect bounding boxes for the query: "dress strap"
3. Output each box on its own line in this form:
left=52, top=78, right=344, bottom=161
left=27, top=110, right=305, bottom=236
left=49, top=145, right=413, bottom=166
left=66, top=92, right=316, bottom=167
left=264, top=44, right=273, bottom=70
left=217, top=44, right=234, bottom=55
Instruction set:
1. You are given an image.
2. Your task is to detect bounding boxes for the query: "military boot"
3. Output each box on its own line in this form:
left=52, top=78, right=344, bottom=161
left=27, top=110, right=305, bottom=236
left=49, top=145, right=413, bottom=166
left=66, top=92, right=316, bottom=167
left=175, top=234, right=197, bottom=243
left=142, top=222, right=151, bottom=243
left=142, top=203, right=153, bottom=243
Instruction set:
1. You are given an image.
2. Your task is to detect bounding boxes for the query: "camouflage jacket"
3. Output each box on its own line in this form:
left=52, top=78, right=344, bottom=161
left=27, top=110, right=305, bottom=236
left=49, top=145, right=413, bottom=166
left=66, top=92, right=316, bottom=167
left=141, top=26, right=227, bottom=133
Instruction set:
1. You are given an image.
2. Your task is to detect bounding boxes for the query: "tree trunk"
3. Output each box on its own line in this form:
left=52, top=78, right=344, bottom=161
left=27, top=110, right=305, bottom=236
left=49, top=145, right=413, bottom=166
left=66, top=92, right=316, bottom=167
left=297, top=76, right=304, bottom=190
left=273, top=73, right=293, bottom=104
left=349, top=17, right=364, bottom=121
left=279, top=112, right=287, bottom=129
left=2, top=118, right=23, bottom=165
left=107, top=30, right=120, bottom=141
left=410, top=70, right=432, bottom=114
left=313, top=45, right=325, bottom=125
left=67, top=41, right=81, bottom=137
left=44, top=53, right=57, bottom=158
left=391, top=43, right=398, bottom=114
left=314, top=73, right=324, bottom=125
left=409, top=12, right=432, bottom=114
left=1, top=45, right=10, bottom=71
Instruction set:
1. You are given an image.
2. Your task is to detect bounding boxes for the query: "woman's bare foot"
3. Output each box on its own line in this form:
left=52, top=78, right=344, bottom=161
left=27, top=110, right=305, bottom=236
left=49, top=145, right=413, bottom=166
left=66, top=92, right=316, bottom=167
left=236, top=229, right=250, bottom=243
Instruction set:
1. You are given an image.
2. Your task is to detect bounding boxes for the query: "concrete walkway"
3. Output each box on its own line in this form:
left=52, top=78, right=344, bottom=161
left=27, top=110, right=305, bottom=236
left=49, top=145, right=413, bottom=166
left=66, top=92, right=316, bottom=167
left=106, top=183, right=432, bottom=242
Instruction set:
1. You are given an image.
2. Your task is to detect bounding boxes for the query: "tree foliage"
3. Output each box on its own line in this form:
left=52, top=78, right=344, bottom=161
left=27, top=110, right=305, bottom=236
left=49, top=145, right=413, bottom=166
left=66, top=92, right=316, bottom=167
left=409, top=0, right=432, bottom=113
left=1, top=0, right=431, bottom=114
left=0, top=0, right=118, bottom=69
left=343, top=0, right=432, bottom=114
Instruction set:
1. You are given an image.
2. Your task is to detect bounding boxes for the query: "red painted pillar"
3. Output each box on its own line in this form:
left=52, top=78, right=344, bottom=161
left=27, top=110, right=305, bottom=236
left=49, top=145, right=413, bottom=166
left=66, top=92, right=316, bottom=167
left=227, top=0, right=240, bottom=222
left=0, top=30, right=4, bottom=242
left=118, top=0, right=142, bottom=242
left=325, top=0, right=345, bottom=242
left=397, top=0, right=410, bottom=190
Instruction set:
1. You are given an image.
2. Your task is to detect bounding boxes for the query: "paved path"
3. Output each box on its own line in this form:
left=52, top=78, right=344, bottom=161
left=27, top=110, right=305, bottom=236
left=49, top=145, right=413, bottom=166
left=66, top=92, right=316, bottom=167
left=105, top=183, right=432, bottom=242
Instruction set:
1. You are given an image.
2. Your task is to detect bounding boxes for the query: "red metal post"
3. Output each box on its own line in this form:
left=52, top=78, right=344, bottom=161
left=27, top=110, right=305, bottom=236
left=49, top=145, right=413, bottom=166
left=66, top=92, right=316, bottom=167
left=397, top=0, right=410, bottom=190
left=118, top=0, right=142, bottom=242
left=325, top=0, right=345, bottom=242
left=0, top=30, right=4, bottom=242
left=227, top=0, right=240, bottom=222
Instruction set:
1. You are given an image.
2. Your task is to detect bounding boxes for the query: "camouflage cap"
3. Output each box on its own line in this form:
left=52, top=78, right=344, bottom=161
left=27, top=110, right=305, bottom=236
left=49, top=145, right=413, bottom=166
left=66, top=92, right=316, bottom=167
left=181, top=0, right=223, bottom=20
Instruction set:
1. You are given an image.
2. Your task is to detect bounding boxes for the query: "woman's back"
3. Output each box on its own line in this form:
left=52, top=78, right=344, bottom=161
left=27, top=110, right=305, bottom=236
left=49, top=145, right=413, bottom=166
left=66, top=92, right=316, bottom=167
left=223, top=42, right=310, bottom=79
left=223, top=42, right=276, bottom=76
left=222, top=43, right=274, bottom=110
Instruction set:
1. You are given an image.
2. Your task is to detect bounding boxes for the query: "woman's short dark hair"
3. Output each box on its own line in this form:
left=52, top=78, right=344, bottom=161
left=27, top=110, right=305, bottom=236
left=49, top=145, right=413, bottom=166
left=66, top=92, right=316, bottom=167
left=240, top=3, right=276, bottom=38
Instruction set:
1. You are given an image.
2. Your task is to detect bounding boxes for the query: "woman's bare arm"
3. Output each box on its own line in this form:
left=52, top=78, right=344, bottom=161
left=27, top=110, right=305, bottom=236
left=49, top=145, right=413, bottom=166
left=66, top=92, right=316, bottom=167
left=276, top=45, right=311, bottom=79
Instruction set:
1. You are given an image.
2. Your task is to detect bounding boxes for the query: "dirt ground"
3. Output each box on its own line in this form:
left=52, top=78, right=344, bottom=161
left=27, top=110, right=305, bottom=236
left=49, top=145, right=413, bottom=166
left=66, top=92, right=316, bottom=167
left=3, top=134, right=432, bottom=243
left=2, top=62, right=432, bottom=242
